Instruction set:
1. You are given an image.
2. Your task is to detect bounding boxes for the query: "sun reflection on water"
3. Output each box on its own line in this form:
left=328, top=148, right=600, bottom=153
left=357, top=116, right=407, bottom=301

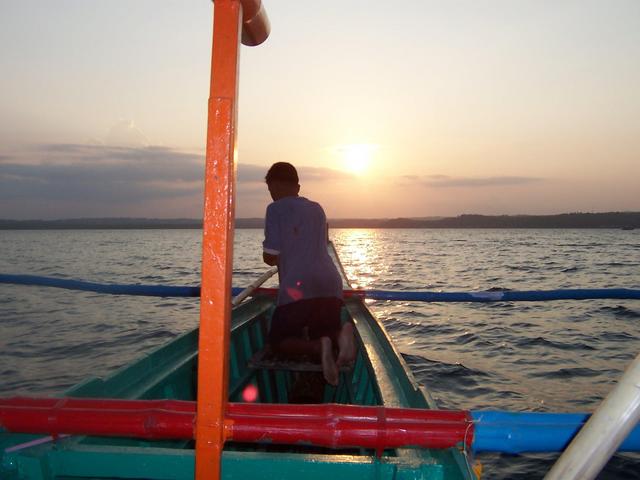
left=331, top=229, right=384, bottom=289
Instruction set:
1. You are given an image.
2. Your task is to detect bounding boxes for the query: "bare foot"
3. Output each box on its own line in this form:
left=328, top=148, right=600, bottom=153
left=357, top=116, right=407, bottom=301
left=336, top=322, right=357, bottom=367
left=320, top=336, right=339, bottom=386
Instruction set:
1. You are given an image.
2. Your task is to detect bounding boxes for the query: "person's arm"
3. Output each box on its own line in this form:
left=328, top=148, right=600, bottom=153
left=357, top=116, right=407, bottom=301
left=263, top=204, right=281, bottom=266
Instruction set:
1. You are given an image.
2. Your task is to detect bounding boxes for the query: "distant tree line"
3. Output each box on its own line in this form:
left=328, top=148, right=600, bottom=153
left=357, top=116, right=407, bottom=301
left=1, top=212, right=638, bottom=230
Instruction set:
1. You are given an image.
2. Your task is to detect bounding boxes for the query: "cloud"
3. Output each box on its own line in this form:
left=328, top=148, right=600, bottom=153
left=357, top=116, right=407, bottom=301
left=237, top=163, right=268, bottom=183
left=105, top=120, right=150, bottom=147
left=300, top=166, right=355, bottom=182
left=0, top=144, right=203, bottom=205
left=400, top=174, right=543, bottom=188
left=0, top=142, right=353, bottom=218
left=0, top=143, right=364, bottom=219
left=423, top=174, right=450, bottom=181
left=237, top=163, right=353, bottom=184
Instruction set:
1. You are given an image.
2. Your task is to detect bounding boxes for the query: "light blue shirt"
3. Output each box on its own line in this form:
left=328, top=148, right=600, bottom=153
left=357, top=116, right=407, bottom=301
left=263, top=196, right=343, bottom=306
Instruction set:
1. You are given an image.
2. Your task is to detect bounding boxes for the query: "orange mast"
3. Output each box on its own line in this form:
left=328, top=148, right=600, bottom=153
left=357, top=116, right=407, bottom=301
left=195, top=1, right=269, bottom=479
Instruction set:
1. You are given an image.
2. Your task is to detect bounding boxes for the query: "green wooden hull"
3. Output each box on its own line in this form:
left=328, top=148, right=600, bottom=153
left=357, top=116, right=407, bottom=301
left=0, top=295, right=476, bottom=479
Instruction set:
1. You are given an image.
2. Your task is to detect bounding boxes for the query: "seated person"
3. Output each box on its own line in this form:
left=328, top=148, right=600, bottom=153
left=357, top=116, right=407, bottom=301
left=262, top=162, right=356, bottom=385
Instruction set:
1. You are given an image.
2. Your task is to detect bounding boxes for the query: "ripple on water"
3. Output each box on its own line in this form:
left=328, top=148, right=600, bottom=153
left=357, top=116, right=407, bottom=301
left=403, top=354, right=501, bottom=409
left=601, top=331, right=637, bottom=342
left=389, top=319, right=461, bottom=337
left=529, top=367, right=602, bottom=379
left=598, top=305, right=640, bottom=319
left=515, top=336, right=597, bottom=351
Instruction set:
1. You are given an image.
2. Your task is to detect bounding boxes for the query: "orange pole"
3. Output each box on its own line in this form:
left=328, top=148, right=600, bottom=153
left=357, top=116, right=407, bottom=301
left=195, top=0, right=242, bottom=479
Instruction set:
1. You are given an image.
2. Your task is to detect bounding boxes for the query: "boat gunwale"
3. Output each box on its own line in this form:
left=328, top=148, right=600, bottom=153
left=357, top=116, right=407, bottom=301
left=0, top=292, right=475, bottom=479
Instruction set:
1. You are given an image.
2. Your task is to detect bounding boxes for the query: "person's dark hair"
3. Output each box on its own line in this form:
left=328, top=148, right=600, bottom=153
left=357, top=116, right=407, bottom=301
left=265, top=162, right=299, bottom=184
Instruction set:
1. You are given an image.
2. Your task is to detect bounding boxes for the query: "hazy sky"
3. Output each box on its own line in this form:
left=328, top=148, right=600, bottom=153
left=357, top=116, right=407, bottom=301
left=1, top=1, right=638, bottom=219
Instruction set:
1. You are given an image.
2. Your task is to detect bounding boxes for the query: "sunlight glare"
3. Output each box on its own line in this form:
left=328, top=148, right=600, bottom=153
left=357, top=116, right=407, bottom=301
left=332, top=229, right=378, bottom=289
left=338, top=144, right=378, bottom=175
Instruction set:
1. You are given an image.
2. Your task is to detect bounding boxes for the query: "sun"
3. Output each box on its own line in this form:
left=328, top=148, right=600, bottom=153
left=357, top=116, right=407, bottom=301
left=338, top=144, right=377, bottom=175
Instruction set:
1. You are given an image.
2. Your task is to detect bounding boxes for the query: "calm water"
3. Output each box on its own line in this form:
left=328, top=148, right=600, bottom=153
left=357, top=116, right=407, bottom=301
left=1, top=228, right=639, bottom=479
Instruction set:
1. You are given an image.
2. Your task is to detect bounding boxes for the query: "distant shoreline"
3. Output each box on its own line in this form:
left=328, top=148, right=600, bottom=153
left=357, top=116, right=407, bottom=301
left=1, top=212, right=638, bottom=230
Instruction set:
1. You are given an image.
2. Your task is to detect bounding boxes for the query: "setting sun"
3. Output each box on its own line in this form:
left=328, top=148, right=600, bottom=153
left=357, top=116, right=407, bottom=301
left=337, top=144, right=378, bottom=175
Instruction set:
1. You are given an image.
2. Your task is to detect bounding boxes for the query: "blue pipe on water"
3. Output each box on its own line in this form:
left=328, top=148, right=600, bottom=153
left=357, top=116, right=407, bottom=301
left=363, top=288, right=640, bottom=302
left=1, top=274, right=639, bottom=301
left=472, top=410, right=640, bottom=453
left=0, top=274, right=203, bottom=297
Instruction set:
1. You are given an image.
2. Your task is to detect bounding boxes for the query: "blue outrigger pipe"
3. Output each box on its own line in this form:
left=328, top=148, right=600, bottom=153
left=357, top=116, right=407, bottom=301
left=471, top=411, right=640, bottom=453
left=1, top=274, right=639, bottom=301
left=362, top=288, right=640, bottom=302
left=0, top=274, right=201, bottom=297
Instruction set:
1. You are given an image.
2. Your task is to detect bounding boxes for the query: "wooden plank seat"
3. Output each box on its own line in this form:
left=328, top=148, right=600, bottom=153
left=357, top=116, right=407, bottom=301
left=248, top=348, right=352, bottom=372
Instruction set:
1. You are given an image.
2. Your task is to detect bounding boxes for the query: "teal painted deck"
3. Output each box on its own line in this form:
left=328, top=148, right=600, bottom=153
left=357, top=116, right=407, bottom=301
left=0, top=295, right=476, bottom=479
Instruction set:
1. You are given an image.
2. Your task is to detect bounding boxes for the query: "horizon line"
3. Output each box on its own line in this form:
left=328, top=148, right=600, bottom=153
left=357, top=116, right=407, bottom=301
left=2, top=210, right=640, bottom=223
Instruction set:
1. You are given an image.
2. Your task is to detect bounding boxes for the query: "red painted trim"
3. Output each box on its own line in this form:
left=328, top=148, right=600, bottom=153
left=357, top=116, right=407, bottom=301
left=0, top=398, right=473, bottom=451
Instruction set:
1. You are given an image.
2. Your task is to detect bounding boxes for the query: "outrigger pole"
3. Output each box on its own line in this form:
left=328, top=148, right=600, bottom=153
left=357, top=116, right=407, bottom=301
left=197, top=1, right=269, bottom=480
left=3, top=398, right=640, bottom=454
left=3, top=274, right=639, bottom=302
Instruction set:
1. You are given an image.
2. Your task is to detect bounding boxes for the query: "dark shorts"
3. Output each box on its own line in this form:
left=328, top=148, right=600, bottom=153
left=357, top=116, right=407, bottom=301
left=268, top=297, right=344, bottom=345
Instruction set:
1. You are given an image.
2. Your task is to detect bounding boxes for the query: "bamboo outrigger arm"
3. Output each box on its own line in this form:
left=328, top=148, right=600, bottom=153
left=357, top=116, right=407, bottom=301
left=197, top=1, right=269, bottom=480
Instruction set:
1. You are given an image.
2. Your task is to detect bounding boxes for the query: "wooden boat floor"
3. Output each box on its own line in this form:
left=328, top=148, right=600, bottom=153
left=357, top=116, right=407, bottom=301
left=248, top=348, right=352, bottom=372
